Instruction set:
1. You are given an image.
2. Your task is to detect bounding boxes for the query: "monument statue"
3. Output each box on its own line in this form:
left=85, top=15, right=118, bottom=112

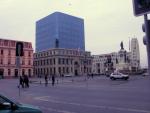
left=55, top=39, right=59, bottom=48
left=120, top=41, right=124, bottom=50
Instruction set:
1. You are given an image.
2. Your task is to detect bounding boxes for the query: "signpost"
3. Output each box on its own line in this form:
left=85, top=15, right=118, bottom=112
left=16, top=42, right=24, bottom=57
left=133, top=0, right=150, bottom=75
left=16, top=42, right=24, bottom=96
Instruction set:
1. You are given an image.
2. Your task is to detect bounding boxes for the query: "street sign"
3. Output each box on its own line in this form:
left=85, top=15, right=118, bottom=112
left=133, top=0, right=150, bottom=16
left=16, top=42, right=24, bottom=56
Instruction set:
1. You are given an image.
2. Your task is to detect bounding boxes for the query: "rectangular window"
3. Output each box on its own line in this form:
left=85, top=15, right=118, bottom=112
left=1, top=50, right=3, bottom=55
left=66, top=59, right=68, bottom=65
left=8, top=50, right=11, bottom=56
left=8, top=69, right=11, bottom=75
left=47, top=59, right=49, bottom=65
left=62, top=58, right=64, bottom=64
left=43, top=60, right=45, bottom=65
left=4, top=40, right=8, bottom=46
left=63, top=67, right=65, bottom=73
left=58, top=67, right=61, bottom=74
left=11, top=41, right=16, bottom=47
left=0, top=59, right=3, bottom=64
left=28, top=60, right=31, bottom=65
left=24, top=42, right=28, bottom=48
left=28, top=51, right=31, bottom=57
left=50, top=59, right=52, bottom=65
left=8, top=59, right=11, bottom=65
left=53, top=58, right=55, bottom=65
left=58, top=58, right=61, bottom=65
left=22, top=60, right=25, bottom=65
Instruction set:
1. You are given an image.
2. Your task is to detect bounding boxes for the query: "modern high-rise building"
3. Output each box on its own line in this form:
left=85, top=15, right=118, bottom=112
left=36, top=12, right=85, bottom=52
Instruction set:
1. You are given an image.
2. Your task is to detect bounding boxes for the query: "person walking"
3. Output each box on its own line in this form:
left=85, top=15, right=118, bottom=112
left=24, top=75, right=29, bottom=88
left=52, top=74, right=55, bottom=86
left=19, top=76, right=24, bottom=88
left=45, top=74, right=48, bottom=86
left=91, top=73, right=94, bottom=78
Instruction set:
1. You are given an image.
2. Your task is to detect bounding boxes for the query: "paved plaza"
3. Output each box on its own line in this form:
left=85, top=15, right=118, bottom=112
left=0, top=75, right=150, bottom=113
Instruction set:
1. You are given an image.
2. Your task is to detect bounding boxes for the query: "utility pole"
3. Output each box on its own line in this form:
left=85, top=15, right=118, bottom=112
left=16, top=42, right=24, bottom=96
left=144, top=14, right=150, bottom=75
left=133, top=0, right=150, bottom=75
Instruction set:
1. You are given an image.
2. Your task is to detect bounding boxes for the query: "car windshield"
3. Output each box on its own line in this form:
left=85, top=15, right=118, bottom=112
left=0, top=94, right=21, bottom=106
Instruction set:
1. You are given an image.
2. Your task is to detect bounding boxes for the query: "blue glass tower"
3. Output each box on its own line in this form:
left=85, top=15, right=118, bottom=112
left=36, top=12, right=85, bottom=52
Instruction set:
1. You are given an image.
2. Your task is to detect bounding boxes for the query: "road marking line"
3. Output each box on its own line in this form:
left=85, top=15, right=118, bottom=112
left=35, top=97, right=150, bottom=113
left=41, top=106, right=76, bottom=113
left=34, top=96, right=58, bottom=101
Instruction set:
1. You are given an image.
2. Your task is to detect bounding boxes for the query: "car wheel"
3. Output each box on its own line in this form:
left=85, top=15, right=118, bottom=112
left=110, top=77, right=115, bottom=80
left=124, top=77, right=128, bottom=80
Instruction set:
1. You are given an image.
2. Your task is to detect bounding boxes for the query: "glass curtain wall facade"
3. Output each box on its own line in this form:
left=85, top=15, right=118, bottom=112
left=36, top=12, right=85, bottom=52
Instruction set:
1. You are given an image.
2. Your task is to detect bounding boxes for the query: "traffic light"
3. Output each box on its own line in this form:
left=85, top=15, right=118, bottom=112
left=16, top=42, right=24, bottom=56
left=138, top=0, right=150, bottom=8
left=143, top=35, right=147, bottom=45
left=133, top=0, right=150, bottom=16
left=142, top=23, right=147, bottom=45
left=142, top=20, right=150, bottom=45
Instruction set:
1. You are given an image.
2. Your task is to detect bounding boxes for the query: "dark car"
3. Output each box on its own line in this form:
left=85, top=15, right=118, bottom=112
left=0, top=94, right=42, bottom=113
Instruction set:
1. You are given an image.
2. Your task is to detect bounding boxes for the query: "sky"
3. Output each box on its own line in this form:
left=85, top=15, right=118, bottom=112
left=0, top=0, right=148, bottom=67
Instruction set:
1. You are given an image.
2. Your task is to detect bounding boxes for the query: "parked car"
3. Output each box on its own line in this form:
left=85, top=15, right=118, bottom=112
left=0, top=94, right=42, bottom=113
left=110, top=72, right=129, bottom=80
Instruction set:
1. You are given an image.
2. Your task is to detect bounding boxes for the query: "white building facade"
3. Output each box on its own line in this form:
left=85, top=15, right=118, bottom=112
left=33, top=48, right=92, bottom=77
left=130, top=38, right=140, bottom=71
left=92, top=38, right=140, bottom=74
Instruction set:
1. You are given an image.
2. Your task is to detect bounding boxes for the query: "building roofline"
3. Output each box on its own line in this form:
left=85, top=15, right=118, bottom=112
left=0, top=38, right=32, bottom=44
left=36, top=11, right=84, bottom=23
left=35, top=48, right=90, bottom=53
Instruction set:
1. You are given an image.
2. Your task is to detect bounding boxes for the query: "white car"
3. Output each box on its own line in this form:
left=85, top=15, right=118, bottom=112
left=64, top=74, right=74, bottom=77
left=142, top=72, right=149, bottom=76
left=110, top=72, right=129, bottom=80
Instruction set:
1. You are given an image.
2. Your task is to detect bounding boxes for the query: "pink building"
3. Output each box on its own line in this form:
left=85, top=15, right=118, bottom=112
left=0, top=38, right=33, bottom=78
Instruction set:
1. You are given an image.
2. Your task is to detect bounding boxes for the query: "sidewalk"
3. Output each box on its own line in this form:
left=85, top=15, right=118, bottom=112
left=29, top=76, right=97, bottom=84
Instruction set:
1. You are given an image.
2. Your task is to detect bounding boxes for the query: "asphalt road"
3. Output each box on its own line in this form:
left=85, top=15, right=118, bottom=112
left=0, top=75, right=150, bottom=113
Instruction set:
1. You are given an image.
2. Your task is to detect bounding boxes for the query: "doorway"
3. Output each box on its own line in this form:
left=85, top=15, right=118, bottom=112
left=15, top=69, right=18, bottom=77
left=0, top=68, right=4, bottom=79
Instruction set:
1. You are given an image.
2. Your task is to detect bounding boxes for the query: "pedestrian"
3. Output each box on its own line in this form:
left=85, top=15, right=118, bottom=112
left=45, top=74, right=48, bottom=86
left=52, top=74, right=55, bottom=86
left=91, top=73, right=94, bottom=78
left=19, top=76, right=24, bottom=88
left=24, top=75, right=29, bottom=88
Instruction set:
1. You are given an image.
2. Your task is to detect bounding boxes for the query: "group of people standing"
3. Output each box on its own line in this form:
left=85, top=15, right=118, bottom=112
left=44, top=74, right=55, bottom=86
left=19, top=75, right=29, bottom=88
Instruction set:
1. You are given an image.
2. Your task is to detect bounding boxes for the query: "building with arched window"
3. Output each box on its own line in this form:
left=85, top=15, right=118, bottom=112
left=0, top=38, right=33, bottom=78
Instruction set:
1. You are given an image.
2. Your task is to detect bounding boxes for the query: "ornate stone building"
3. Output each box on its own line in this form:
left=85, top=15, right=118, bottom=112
left=0, top=38, right=33, bottom=78
left=92, top=38, right=140, bottom=75
left=33, top=48, right=92, bottom=77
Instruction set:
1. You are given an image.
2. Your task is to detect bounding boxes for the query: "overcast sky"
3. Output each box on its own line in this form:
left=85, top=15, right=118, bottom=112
left=0, top=0, right=148, bottom=67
